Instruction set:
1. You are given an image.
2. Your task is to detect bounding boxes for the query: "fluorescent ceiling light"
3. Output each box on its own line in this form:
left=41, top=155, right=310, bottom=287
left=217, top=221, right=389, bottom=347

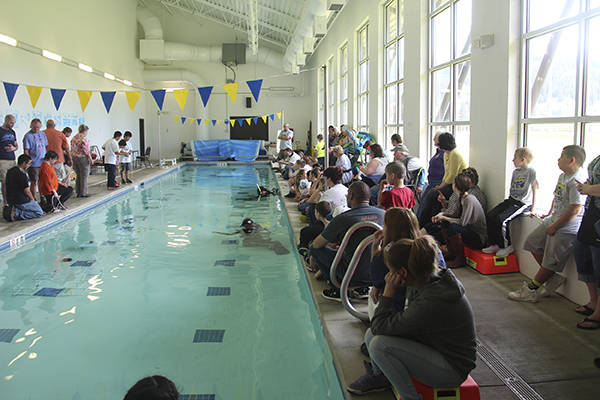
left=42, top=49, right=62, bottom=62
left=0, top=33, right=17, bottom=47
left=123, top=80, right=133, bottom=86
left=104, top=72, right=115, bottom=80
left=165, top=88, right=184, bottom=92
left=78, top=63, right=93, bottom=73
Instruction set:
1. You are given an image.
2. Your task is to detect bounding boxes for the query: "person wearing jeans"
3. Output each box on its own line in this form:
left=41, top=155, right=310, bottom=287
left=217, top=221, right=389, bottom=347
left=347, top=236, right=476, bottom=398
left=3, top=154, right=44, bottom=222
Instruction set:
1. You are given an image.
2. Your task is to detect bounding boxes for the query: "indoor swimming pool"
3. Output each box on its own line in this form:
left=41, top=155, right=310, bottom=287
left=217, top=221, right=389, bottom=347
left=0, top=164, right=345, bottom=400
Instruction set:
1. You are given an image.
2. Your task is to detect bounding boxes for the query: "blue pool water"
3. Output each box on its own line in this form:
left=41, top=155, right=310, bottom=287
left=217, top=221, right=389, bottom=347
left=0, top=164, right=345, bottom=400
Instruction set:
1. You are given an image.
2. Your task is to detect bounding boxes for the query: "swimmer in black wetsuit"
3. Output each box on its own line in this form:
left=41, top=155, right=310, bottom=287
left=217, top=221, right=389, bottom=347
left=213, top=218, right=290, bottom=255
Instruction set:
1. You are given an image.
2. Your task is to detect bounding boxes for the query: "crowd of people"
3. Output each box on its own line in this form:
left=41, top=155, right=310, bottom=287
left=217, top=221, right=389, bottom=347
left=276, top=126, right=600, bottom=397
left=1, top=114, right=138, bottom=222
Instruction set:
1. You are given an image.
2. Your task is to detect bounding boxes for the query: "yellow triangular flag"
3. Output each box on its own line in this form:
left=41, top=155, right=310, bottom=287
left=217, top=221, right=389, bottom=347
left=276, top=112, right=282, bottom=120
left=222, top=82, right=239, bottom=104
left=190, top=118, right=195, bottom=126
left=26, top=86, right=43, bottom=108
left=217, top=120, right=221, bottom=125
left=205, top=120, right=210, bottom=126
left=245, top=118, right=252, bottom=125
left=173, top=89, right=189, bottom=112
left=261, top=115, right=268, bottom=123
left=174, top=116, right=180, bottom=123
left=125, top=91, right=141, bottom=112
left=77, top=90, right=93, bottom=112
left=229, top=120, right=235, bottom=127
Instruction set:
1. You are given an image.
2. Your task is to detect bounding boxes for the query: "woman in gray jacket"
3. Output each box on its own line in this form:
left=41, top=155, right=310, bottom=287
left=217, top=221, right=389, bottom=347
left=347, top=235, right=476, bottom=398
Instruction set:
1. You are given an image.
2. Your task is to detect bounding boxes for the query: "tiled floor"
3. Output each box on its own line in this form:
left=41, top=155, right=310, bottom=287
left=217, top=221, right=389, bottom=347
left=277, top=172, right=600, bottom=400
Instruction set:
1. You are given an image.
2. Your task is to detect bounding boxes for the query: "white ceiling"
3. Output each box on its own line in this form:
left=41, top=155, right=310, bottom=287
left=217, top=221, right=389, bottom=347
left=150, top=0, right=307, bottom=50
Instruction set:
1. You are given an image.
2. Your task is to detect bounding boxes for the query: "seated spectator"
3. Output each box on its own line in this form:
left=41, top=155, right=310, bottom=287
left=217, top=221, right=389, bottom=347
left=377, top=161, right=416, bottom=210
left=393, top=144, right=427, bottom=196
left=438, top=167, right=488, bottom=219
left=287, top=169, right=309, bottom=199
left=417, top=133, right=445, bottom=222
left=433, top=173, right=487, bottom=268
left=332, top=145, right=353, bottom=185
left=483, top=148, right=538, bottom=257
left=310, top=166, right=348, bottom=225
left=39, top=150, right=74, bottom=210
left=2, top=154, right=44, bottom=221
left=508, top=145, right=586, bottom=303
left=300, top=200, right=333, bottom=265
left=124, top=375, right=179, bottom=400
left=309, top=181, right=385, bottom=300
left=347, top=236, right=476, bottom=397
left=298, top=174, right=326, bottom=216
left=359, top=143, right=389, bottom=187
left=280, top=148, right=301, bottom=179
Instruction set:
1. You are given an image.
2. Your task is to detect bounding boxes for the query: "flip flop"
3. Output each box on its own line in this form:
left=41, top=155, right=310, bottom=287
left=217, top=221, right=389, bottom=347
left=576, top=317, right=600, bottom=330
left=575, top=305, right=595, bottom=316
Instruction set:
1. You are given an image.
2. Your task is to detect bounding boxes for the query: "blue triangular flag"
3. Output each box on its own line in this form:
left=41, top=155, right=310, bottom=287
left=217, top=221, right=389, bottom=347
left=212, top=120, right=217, bottom=126
left=100, top=91, right=116, bottom=113
left=224, top=120, right=229, bottom=125
left=3, top=82, right=18, bottom=105
left=269, top=114, right=275, bottom=121
left=196, top=119, right=202, bottom=126
left=197, top=86, right=213, bottom=107
left=252, top=117, right=259, bottom=124
left=50, top=88, right=66, bottom=111
left=181, top=117, right=186, bottom=124
left=246, top=79, right=263, bottom=102
left=237, top=119, right=243, bottom=126
left=151, top=90, right=166, bottom=110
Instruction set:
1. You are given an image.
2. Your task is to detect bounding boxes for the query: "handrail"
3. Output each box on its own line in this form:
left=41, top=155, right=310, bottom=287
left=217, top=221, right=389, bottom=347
left=329, top=221, right=382, bottom=288
left=340, top=233, right=377, bottom=322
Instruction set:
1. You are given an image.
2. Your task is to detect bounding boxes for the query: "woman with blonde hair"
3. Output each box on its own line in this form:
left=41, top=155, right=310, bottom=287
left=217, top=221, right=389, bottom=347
left=332, top=145, right=353, bottom=185
left=348, top=235, right=476, bottom=397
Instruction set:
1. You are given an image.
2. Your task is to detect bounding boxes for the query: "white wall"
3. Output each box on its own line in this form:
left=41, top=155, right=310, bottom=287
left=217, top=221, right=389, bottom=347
left=0, top=0, right=146, bottom=155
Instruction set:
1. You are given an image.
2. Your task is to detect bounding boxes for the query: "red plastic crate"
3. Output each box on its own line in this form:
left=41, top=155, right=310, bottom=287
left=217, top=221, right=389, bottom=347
left=464, top=247, right=519, bottom=274
left=394, top=375, right=481, bottom=400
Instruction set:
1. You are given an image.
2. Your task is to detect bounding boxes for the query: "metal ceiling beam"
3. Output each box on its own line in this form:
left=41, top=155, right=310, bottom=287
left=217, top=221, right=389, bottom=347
left=258, top=4, right=297, bottom=22
left=158, top=0, right=286, bottom=48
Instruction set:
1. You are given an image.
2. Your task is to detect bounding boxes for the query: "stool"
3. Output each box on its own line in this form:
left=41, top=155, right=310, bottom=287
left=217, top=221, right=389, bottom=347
left=394, top=375, right=481, bottom=400
left=465, top=246, right=519, bottom=274
left=159, top=158, right=177, bottom=168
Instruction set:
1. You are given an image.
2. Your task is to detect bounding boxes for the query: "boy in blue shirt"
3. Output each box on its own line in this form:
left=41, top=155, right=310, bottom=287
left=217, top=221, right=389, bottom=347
left=508, top=145, right=587, bottom=303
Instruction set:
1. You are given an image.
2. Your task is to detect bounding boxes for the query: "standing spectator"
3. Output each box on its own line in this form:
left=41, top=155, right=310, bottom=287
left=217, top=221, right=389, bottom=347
left=313, top=133, right=325, bottom=168
left=62, top=127, right=73, bottom=186
left=0, top=114, right=18, bottom=205
left=120, top=131, right=133, bottom=184
left=277, top=122, right=294, bottom=157
left=2, top=154, right=44, bottom=221
left=22, top=118, right=48, bottom=200
left=102, top=131, right=128, bottom=190
left=70, top=124, right=92, bottom=198
left=574, top=152, right=600, bottom=329
left=39, top=150, right=73, bottom=210
left=328, top=125, right=340, bottom=166
left=44, top=119, right=70, bottom=186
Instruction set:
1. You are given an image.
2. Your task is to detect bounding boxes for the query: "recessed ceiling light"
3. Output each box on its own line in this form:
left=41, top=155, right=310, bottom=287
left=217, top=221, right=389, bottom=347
left=42, top=49, right=62, bottom=62
left=104, top=73, right=115, bottom=80
left=78, top=63, right=93, bottom=73
left=123, top=80, right=133, bottom=86
left=0, top=33, right=17, bottom=47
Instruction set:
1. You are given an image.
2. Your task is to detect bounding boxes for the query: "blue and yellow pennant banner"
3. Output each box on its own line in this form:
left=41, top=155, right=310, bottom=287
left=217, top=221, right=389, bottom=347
left=174, top=111, right=282, bottom=127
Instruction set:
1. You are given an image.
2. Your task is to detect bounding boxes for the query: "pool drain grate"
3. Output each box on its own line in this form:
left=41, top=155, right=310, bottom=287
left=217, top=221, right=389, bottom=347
left=179, top=395, right=215, bottom=400
left=193, top=330, right=225, bottom=343
left=34, top=288, right=64, bottom=297
left=207, top=287, right=231, bottom=296
left=214, top=260, right=236, bottom=267
left=0, top=329, right=20, bottom=343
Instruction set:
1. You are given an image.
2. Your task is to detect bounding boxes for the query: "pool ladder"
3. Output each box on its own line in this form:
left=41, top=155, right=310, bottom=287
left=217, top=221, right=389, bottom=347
left=329, top=221, right=382, bottom=322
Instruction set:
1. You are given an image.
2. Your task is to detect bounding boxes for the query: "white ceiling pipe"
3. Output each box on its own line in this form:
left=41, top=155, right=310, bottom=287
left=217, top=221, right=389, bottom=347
left=136, top=4, right=164, bottom=40
left=283, top=0, right=328, bottom=70
left=142, top=69, right=205, bottom=87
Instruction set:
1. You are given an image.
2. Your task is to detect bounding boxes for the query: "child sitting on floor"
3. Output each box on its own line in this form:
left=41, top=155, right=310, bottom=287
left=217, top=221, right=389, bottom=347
left=508, top=145, right=586, bottom=303
left=377, top=161, right=416, bottom=210
left=483, top=147, right=538, bottom=257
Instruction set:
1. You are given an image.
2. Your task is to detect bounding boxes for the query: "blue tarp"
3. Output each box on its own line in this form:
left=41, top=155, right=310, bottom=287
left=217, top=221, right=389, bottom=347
left=192, top=140, right=263, bottom=161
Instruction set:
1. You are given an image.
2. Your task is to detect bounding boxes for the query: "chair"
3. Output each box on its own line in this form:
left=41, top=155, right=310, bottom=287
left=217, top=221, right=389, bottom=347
left=330, top=221, right=382, bottom=321
left=137, top=146, right=152, bottom=167
left=89, top=145, right=104, bottom=174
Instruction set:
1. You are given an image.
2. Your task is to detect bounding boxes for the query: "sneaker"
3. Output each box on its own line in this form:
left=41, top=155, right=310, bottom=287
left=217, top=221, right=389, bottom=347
left=351, top=287, right=370, bottom=300
left=540, top=274, right=566, bottom=297
left=495, top=245, right=514, bottom=257
left=482, top=244, right=500, bottom=254
left=126, top=179, right=133, bottom=183
left=508, top=281, right=539, bottom=303
left=322, top=287, right=341, bottom=302
left=347, top=361, right=391, bottom=395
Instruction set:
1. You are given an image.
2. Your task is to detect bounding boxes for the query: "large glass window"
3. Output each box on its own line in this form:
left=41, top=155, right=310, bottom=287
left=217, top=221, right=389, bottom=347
left=384, top=0, right=405, bottom=147
left=339, top=44, right=348, bottom=125
left=327, top=57, right=336, bottom=128
left=357, top=24, right=369, bottom=132
left=428, top=0, right=472, bottom=163
left=522, top=0, right=600, bottom=211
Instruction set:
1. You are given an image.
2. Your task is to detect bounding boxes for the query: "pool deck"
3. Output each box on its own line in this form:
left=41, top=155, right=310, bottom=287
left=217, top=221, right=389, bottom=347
left=276, top=173, right=600, bottom=400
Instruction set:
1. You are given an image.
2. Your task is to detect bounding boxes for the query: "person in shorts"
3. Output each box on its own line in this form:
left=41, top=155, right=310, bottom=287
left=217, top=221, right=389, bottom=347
left=120, top=131, right=133, bottom=184
left=508, top=145, right=587, bottom=303
left=22, top=118, right=48, bottom=200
